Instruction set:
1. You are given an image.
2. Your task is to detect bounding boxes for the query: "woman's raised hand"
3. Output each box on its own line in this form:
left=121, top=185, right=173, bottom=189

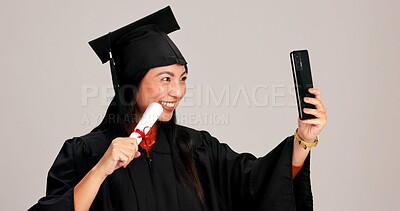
left=297, top=88, right=327, bottom=142
left=94, top=137, right=141, bottom=176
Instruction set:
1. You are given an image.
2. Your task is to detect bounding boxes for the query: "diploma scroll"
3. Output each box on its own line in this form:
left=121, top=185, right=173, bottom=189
left=129, top=102, right=163, bottom=144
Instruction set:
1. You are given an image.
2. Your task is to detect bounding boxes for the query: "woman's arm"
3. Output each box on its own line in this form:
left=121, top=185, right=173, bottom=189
left=292, top=88, right=327, bottom=166
left=73, top=166, right=107, bottom=211
left=73, top=137, right=140, bottom=211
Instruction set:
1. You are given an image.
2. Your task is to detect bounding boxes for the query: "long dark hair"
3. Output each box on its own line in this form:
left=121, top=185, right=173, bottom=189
left=160, top=113, right=204, bottom=202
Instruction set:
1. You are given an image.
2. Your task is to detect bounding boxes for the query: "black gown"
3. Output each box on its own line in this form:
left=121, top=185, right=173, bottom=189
left=28, top=124, right=313, bottom=211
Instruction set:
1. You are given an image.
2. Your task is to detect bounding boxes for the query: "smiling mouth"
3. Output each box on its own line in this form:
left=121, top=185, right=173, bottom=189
left=159, top=101, right=176, bottom=109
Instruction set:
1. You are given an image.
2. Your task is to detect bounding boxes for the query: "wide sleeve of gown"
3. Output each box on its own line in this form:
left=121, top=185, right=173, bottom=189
left=28, top=138, right=90, bottom=211
left=194, top=130, right=313, bottom=211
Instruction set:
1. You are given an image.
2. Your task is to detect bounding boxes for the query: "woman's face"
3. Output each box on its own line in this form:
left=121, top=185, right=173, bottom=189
left=136, top=64, right=187, bottom=122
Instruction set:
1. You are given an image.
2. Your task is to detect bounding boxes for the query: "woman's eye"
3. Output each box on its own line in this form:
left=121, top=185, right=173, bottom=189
left=181, top=76, right=187, bottom=81
left=161, top=77, right=170, bottom=82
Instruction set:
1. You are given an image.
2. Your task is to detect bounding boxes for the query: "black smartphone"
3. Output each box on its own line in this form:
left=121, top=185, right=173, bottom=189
left=290, top=50, right=316, bottom=120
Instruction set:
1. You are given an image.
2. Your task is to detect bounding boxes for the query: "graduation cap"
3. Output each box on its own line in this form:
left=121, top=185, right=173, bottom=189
left=88, top=6, right=186, bottom=117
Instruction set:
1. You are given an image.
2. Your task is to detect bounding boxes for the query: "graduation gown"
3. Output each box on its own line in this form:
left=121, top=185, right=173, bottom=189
left=29, top=125, right=313, bottom=211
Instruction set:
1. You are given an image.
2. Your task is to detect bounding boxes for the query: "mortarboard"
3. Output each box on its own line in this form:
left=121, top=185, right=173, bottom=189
left=89, top=6, right=183, bottom=64
left=88, top=6, right=187, bottom=117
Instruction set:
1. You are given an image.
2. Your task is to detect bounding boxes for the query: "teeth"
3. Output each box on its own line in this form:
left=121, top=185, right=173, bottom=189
left=160, top=101, right=175, bottom=108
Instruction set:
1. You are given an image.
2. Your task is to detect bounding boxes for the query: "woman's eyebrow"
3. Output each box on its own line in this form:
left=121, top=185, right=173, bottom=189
left=180, top=69, right=187, bottom=77
left=155, top=69, right=187, bottom=77
left=155, top=71, right=174, bottom=77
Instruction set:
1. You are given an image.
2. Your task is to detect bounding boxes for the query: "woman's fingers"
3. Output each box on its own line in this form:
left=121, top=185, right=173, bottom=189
left=304, top=89, right=327, bottom=119
left=302, top=93, right=327, bottom=126
left=299, top=117, right=326, bottom=127
left=304, top=96, right=326, bottom=112
left=297, top=88, right=327, bottom=141
left=114, top=150, right=129, bottom=167
left=112, top=138, right=140, bottom=168
left=308, top=88, right=321, bottom=100
left=303, top=107, right=324, bottom=118
left=95, top=137, right=141, bottom=176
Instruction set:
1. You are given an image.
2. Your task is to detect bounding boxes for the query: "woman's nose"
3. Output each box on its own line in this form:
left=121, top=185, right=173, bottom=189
left=168, top=81, right=184, bottom=98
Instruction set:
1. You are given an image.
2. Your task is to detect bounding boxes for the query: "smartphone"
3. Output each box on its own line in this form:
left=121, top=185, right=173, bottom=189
left=290, top=50, right=316, bottom=120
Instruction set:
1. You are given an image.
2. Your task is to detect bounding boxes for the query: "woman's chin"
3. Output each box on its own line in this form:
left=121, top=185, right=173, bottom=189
left=158, top=113, right=173, bottom=122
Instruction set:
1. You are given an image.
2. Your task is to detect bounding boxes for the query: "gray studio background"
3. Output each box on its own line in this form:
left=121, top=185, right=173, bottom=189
left=1, top=0, right=399, bottom=210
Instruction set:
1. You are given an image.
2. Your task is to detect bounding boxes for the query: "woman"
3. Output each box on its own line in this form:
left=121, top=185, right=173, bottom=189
left=29, top=6, right=327, bottom=211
